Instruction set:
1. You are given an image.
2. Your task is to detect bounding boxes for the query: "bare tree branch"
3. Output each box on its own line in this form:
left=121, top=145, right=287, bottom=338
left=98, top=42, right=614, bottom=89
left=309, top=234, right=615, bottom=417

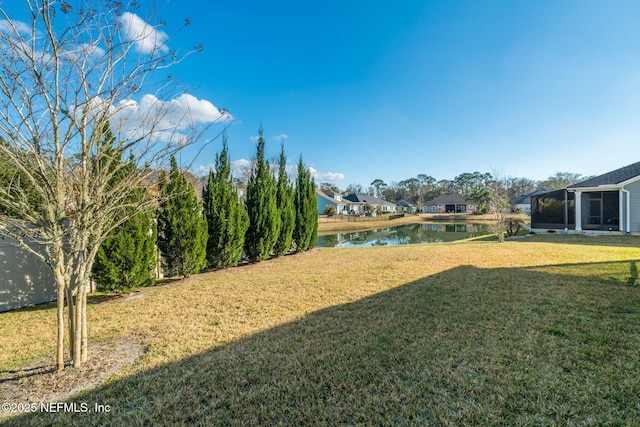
left=0, top=0, right=229, bottom=370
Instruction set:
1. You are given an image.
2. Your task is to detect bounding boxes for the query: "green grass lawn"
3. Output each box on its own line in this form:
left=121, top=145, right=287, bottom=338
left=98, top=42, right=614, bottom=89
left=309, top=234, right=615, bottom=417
left=2, top=235, right=640, bottom=426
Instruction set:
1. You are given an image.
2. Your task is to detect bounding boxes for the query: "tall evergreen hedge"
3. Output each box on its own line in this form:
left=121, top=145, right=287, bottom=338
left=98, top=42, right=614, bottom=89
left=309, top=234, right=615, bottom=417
left=273, top=143, right=295, bottom=257
left=92, top=206, right=157, bottom=292
left=293, top=156, right=318, bottom=252
left=244, top=127, right=281, bottom=261
left=0, top=138, right=43, bottom=218
left=202, top=137, right=249, bottom=268
left=91, top=128, right=156, bottom=292
left=157, top=156, right=208, bottom=277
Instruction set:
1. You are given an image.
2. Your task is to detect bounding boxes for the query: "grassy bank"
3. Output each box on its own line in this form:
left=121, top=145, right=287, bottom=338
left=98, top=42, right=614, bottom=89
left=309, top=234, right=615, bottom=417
left=1, top=235, right=639, bottom=425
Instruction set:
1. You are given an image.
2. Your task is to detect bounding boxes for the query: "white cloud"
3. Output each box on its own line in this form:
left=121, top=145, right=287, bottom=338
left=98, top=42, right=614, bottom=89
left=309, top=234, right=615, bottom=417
left=0, top=19, right=51, bottom=64
left=107, top=93, right=230, bottom=143
left=194, top=164, right=215, bottom=177
left=2, top=14, right=166, bottom=57
left=308, top=167, right=345, bottom=182
left=118, top=12, right=169, bottom=54
left=285, top=164, right=298, bottom=175
left=64, top=43, right=106, bottom=61
left=0, top=20, right=104, bottom=66
left=0, top=19, right=31, bottom=35
left=231, top=159, right=252, bottom=177
left=250, top=134, right=288, bottom=142
left=194, top=159, right=252, bottom=179
left=200, top=160, right=343, bottom=183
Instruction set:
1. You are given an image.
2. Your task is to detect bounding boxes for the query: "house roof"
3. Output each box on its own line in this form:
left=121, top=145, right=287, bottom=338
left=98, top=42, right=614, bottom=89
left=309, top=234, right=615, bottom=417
left=396, top=199, right=415, bottom=207
left=569, top=161, right=640, bottom=188
left=509, top=190, right=547, bottom=205
left=424, top=193, right=474, bottom=205
left=316, top=189, right=347, bottom=205
left=320, top=189, right=339, bottom=198
left=344, top=193, right=395, bottom=206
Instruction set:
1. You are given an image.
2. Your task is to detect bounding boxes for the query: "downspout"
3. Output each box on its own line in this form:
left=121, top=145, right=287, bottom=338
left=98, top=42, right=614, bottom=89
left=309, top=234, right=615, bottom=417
left=622, top=188, right=631, bottom=234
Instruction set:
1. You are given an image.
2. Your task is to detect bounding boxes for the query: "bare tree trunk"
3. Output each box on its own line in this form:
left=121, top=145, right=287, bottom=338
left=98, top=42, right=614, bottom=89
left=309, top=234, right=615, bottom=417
left=56, top=278, right=65, bottom=372
left=54, top=249, right=69, bottom=372
left=66, top=286, right=74, bottom=361
left=73, top=282, right=82, bottom=367
left=81, top=290, right=88, bottom=363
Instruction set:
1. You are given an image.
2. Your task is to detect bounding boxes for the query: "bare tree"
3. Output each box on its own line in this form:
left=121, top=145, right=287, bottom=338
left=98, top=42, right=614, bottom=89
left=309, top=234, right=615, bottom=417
left=487, top=177, right=511, bottom=243
left=0, top=1, right=229, bottom=370
left=344, top=183, right=363, bottom=195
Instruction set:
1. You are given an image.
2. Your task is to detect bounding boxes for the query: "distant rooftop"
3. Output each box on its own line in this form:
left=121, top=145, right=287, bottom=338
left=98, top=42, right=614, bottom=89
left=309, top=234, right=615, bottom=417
left=344, top=193, right=395, bottom=206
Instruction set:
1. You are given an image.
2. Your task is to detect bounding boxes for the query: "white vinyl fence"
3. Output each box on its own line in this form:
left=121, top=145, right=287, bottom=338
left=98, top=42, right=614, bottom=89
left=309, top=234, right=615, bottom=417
left=0, top=236, right=56, bottom=312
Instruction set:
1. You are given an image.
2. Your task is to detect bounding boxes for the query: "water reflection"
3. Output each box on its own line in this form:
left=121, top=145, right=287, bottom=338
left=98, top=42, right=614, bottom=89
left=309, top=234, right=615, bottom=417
left=317, top=223, right=490, bottom=248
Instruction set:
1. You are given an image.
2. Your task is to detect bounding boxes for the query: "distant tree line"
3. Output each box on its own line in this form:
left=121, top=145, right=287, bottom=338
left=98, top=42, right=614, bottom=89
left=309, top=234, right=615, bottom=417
left=92, top=129, right=317, bottom=292
left=320, top=171, right=587, bottom=213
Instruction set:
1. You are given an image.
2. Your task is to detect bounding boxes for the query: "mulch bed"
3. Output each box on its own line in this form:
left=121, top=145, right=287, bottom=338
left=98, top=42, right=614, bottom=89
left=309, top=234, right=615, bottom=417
left=0, top=337, right=144, bottom=417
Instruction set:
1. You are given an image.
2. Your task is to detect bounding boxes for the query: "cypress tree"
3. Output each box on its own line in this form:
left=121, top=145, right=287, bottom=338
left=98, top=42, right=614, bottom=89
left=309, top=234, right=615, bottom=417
left=244, top=127, right=281, bottom=261
left=91, top=125, right=156, bottom=292
left=92, top=206, right=157, bottom=292
left=293, top=156, right=318, bottom=252
left=202, top=136, right=249, bottom=268
left=157, top=156, right=208, bottom=277
left=0, top=138, right=43, bottom=218
left=273, top=143, right=295, bottom=257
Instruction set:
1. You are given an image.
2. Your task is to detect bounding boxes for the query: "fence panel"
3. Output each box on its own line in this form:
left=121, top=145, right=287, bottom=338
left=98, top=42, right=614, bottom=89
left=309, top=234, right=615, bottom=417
left=319, top=213, right=405, bottom=223
left=0, top=237, right=55, bottom=312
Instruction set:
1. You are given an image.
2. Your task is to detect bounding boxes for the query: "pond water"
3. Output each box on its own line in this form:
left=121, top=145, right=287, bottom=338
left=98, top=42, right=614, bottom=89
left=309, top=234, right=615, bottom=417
left=316, top=222, right=491, bottom=248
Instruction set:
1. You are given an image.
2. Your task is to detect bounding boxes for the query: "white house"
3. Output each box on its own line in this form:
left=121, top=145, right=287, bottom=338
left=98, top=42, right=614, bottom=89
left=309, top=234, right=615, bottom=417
left=510, top=190, right=547, bottom=213
left=568, top=161, right=640, bottom=233
left=421, top=193, right=476, bottom=214
left=531, top=161, right=640, bottom=233
left=343, top=193, right=397, bottom=213
left=316, top=189, right=364, bottom=215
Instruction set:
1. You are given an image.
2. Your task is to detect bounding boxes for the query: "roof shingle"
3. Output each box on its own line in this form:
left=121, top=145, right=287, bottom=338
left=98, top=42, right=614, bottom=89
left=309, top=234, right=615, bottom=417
left=569, top=161, right=640, bottom=188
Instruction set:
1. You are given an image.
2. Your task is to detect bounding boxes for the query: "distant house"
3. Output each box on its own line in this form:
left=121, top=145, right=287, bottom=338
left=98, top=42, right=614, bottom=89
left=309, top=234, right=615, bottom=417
left=510, top=190, right=547, bottom=213
left=316, top=189, right=365, bottom=215
left=396, top=199, right=416, bottom=213
left=343, top=193, right=397, bottom=213
left=421, top=193, right=476, bottom=214
left=531, top=161, right=640, bottom=233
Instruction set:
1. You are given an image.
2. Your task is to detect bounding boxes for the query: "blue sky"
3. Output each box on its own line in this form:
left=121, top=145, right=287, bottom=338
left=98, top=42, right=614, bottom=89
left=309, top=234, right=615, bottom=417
left=7, top=0, right=640, bottom=188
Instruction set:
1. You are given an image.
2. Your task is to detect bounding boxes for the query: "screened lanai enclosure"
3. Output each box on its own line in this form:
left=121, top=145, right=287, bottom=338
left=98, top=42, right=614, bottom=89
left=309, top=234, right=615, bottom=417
left=531, top=189, right=621, bottom=232
left=531, top=190, right=575, bottom=230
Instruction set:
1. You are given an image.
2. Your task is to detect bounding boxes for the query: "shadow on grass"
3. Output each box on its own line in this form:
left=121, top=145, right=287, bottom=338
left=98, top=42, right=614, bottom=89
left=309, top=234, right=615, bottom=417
left=0, top=366, right=56, bottom=384
left=629, top=261, right=639, bottom=285
left=6, top=262, right=640, bottom=426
